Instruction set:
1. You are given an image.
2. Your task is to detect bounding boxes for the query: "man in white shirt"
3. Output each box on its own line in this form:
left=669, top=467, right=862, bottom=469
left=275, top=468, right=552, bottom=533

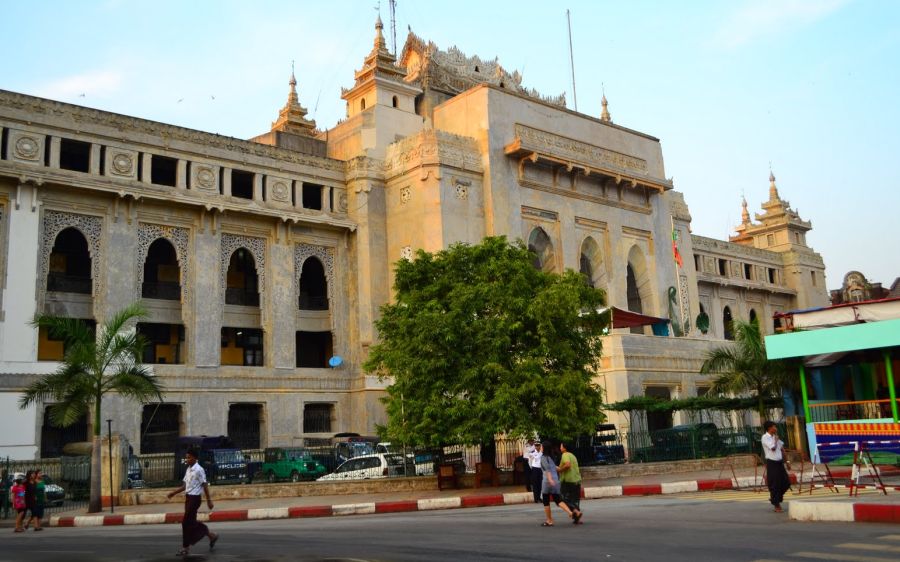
left=528, top=442, right=544, bottom=503
left=168, top=449, right=219, bottom=556
left=522, top=440, right=536, bottom=493
left=761, top=421, right=791, bottom=512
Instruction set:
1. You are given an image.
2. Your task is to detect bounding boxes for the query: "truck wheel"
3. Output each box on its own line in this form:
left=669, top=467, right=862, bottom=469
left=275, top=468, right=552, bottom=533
left=267, top=471, right=276, bottom=483
left=290, top=470, right=300, bottom=483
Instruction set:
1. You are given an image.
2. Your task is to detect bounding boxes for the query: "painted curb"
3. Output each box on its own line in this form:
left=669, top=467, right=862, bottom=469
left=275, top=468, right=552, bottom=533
left=47, top=477, right=899, bottom=527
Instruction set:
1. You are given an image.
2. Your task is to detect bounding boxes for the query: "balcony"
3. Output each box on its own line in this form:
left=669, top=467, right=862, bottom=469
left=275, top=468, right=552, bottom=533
left=47, top=272, right=92, bottom=294
left=225, top=287, right=260, bottom=307
left=808, top=399, right=898, bottom=423
left=141, top=281, right=181, bottom=300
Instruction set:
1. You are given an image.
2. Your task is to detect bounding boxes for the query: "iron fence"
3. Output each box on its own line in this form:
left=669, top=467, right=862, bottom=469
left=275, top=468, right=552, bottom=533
left=0, top=456, right=90, bottom=519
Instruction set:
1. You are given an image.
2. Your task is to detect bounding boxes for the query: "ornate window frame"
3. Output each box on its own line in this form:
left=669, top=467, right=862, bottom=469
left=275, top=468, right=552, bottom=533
left=294, top=243, right=335, bottom=307
left=38, top=210, right=104, bottom=306
left=135, top=223, right=191, bottom=306
left=220, top=233, right=267, bottom=308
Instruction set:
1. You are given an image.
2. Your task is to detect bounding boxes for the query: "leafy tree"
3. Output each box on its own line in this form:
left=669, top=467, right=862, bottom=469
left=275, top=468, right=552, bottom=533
left=700, top=318, right=789, bottom=421
left=20, top=302, right=163, bottom=513
left=364, top=236, right=608, bottom=455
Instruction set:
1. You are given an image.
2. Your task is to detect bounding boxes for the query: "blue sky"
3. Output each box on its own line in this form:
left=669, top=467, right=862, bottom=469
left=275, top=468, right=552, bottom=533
left=3, top=0, right=898, bottom=289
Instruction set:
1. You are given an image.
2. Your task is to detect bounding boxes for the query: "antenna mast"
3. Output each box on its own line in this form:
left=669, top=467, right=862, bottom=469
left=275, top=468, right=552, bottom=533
left=567, top=9, right=578, bottom=111
left=390, top=0, right=398, bottom=57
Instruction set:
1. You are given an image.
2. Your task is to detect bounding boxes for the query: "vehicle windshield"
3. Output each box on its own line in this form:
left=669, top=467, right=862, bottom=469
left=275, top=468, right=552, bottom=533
left=213, top=450, right=245, bottom=463
left=350, top=443, right=374, bottom=455
left=384, top=454, right=405, bottom=467
left=285, top=448, right=310, bottom=461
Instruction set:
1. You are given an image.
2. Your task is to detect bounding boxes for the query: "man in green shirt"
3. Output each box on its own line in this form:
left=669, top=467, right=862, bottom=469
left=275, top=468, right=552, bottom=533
left=558, top=441, right=583, bottom=524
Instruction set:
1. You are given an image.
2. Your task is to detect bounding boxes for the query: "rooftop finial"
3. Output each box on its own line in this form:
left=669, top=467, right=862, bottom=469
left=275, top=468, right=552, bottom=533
left=600, top=83, right=611, bottom=123
left=287, top=60, right=298, bottom=104
left=373, top=13, right=387, bottom=51
left=741, top=196, right=750, bottom=224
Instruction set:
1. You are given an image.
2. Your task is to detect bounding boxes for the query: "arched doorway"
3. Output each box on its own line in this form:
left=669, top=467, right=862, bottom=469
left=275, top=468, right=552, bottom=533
left=527, top=227, right=555, bottom=273
left=225, top=248, right=259, bottom=307
left=47, top=228, right=92, bottom=294
left=299, top=257, right=328, bottom=310
left=579, top=236, right=606, bottom=290
left=142, top=238, right=181, bottom=300
left=723, top=306, right=734, bottom=340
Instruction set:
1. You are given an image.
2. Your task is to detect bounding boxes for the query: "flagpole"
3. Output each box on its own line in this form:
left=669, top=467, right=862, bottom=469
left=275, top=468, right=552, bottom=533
left=671, top=215, right=686, bottom=336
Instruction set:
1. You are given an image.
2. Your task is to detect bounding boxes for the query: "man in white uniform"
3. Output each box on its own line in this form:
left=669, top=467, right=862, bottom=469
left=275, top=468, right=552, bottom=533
left=168, top=449, right=219, bottom=556
left=761, top=421, right=791, bottom=512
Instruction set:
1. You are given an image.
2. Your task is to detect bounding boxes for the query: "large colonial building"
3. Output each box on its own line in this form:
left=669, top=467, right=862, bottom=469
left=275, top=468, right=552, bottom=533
left=0, top=20, right=829, bottom=459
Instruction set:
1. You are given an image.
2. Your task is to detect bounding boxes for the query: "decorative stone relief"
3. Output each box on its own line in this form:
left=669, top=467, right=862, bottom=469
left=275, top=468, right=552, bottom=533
left=337, top=191, right=348, bottom=213
left=9, top=130, right=43, bottom=163
left=454, top=179, right=469, bottom=201
left=400, top=246, right=413, bottom=261
left=106, top=149, right=138, bottom=179
left=400, top=186, right=411, bottom=204
left=294, top=243, right=335, bottom=304
left=266, top=176, right=291, bottom=203
left=136, top=223, right=191, bottom=306
left=192, top=165, right=218, bottom=191
left=39, top=210, right=103, bottom=299
left=679, top=274, right=691, bottom=333
left=220, top=233, right=266, bottom=305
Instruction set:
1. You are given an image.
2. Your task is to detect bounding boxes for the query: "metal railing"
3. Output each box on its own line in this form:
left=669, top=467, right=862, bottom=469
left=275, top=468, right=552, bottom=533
left=0, top=456, right=90, bottom=519
left=225, top=287, right=260, bottom=307
left=47, top=273, right=92, bottom=294
left=141, top=281, right=181, bottom=300
left=299, top=294, right=329, bottom=311
left=808, top=399, right=898, bottom=422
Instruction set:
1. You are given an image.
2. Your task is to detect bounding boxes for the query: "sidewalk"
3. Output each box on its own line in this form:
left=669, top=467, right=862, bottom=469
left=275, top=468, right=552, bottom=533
left=31, top=466, right=897, bottom=528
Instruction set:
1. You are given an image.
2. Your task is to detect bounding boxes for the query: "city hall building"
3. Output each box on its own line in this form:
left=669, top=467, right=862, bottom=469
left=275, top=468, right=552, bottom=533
left=0, top=19, right=828, bottom=459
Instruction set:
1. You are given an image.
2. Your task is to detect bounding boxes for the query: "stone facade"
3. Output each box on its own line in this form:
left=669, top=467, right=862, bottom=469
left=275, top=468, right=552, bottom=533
left=0, top=20, right=831, bottom=458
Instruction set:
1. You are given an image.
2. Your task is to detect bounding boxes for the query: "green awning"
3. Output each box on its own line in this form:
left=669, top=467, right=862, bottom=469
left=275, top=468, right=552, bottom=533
left=765, top=318, right=900, bottom=360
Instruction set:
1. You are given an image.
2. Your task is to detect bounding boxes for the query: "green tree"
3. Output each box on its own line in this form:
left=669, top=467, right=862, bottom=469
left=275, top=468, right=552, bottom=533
left=700, top=318, right=788, bottom=421
left=20, top=302, right=163, bottom=513
left=364, top=236, right=608, bottom=455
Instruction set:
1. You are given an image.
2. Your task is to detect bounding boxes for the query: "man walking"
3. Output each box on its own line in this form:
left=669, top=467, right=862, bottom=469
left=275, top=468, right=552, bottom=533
left=167, top=449, right=219, bottom=556
left=522, top=440, right=536, bottom=492
left=529, top=442, right=543, bottom=503
left=558, top=441, right=583, bottom=524
left=761, top=421, right=791, bottom=513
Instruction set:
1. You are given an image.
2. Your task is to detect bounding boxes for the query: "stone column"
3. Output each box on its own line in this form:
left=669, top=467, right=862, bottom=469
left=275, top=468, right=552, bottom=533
left=176, top=159, right=188, bottom=189
left=191, top=218, right=222, bottom=367
left=221, top=168, right=232, bottom=197
left=253, top=173, right=263, bottom=202
left=48, top=137, right=61, bottom=168
left=268, top=232, right=295, bottom=369
left=89, top=144, right=102, bottom=175
left=100, top=433, right=125, bottom=508
left=141, top=154, right=153, bottom=184
left=1, top=182, right=41, bottom=361
left=102, top=203, right=138, bottom=319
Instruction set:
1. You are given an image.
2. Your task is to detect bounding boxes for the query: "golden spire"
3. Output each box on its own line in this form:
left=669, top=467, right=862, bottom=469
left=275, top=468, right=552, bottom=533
left=600, top=84, right=612, bottom=122
left=768, top=169, right=780, bottom=202
left=741, top=196, right=750, bottom=224
left=271, top=63, right=316, bottom=136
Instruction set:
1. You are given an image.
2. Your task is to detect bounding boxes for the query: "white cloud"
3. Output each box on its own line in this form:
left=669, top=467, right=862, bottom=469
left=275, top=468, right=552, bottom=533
left=713, top=0, right=851, bottom=48
left=38, top=69, right=124, bottom=101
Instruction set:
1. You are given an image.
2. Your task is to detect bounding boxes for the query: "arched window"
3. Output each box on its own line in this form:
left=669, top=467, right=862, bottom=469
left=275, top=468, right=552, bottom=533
left=626, top=264, right=643, bottom=334
left=299, top=257, right=328, bottom=310
left=142, top=239, right=181, bottom=300
left=723, top=306, right=734, bottom=340
left=392, top=95, right=399, bottom=108
left=749, top=308, right=758, bottom=325
left=225, top=249, right=259, bottom=307
left=626, top=244, right=653, bottom=333
left=579, top=236, right=606, bottom=290
left=47, top=227, right=92, bottom=294
left=527, top=227, right=555, bottom=273
left=360, top=98, right=366, bottom=111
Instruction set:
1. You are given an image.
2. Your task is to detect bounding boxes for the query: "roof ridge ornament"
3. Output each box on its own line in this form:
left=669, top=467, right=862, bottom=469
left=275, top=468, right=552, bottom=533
left=270, top=63, right=317, bottom=136
left=600, top=84, right=612, bottom=123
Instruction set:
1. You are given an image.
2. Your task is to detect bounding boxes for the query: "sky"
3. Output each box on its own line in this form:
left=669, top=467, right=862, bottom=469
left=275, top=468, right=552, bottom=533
left=2, top=0, right=898, bottom=290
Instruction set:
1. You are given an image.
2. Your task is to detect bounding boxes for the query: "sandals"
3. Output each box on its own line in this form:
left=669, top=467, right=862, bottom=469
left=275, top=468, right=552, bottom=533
left=209, top=533, right=219, bottom=550
left=541, top=521, right=554, bottom=527
left=573, top=512, right=583, bottom=525
left=176, top=548, right=189, bottom=557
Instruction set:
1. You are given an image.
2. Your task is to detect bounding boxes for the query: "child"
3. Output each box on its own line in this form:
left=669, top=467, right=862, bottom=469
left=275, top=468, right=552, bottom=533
left=11, top=476, right=26, bottom=533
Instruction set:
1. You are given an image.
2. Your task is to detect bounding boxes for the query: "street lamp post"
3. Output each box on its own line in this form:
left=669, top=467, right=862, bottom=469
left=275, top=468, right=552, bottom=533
left=106, top=419, right=114, bottom=514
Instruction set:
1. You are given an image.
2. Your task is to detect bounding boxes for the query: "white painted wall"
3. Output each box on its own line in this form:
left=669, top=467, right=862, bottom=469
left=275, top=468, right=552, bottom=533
left=0, top=393, right=37, bottom=460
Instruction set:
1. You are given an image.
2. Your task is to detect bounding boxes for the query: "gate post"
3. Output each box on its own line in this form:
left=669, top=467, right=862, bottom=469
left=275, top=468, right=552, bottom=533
left=100, top=434, right=125, bottom=508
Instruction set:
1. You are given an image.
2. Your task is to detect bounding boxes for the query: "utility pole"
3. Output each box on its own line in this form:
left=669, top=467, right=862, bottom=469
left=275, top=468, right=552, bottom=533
left=567, top=9, right=578, bottom=111
left=389, top=0, right=398, bottom=57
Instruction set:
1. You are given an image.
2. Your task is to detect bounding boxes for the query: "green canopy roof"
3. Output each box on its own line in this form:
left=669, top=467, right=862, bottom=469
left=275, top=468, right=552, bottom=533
left=765, top=317, right=900, bottom=360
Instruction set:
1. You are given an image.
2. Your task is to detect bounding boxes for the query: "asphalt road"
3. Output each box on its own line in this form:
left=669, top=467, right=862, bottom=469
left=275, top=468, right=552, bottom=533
left=4, top=493, right=899, bottom=562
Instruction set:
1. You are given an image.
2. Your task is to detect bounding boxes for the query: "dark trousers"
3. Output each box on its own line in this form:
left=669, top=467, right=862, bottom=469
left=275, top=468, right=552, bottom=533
left=766, top=460, right=790, bottom=507
left=561, top=481, right=581, bottom=512
left=182, top=495, right=209, bottom=548
left=530, top=467, right=543, bottom=503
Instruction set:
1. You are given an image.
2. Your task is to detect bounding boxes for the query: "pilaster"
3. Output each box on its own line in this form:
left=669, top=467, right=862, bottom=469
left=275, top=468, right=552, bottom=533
left=1, top=181, right=41, bottom=361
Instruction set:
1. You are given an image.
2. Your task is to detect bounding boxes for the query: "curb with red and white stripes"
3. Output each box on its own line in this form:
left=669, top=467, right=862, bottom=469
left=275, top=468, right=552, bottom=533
left=48, top=475, right=899, bottom=528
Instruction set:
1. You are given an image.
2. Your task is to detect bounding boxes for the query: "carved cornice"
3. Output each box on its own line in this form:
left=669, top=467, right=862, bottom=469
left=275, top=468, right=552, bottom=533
left=344, top=156, right=385, bottom=183
left=399, top=30, right=566, bottom=107
left=0, top=90, right=344, bottom=173
left=668, top=191, right=692, bottom=222
left=691, top=234, right=786, bottom=264
left=383, top=129, right=482, bottom=180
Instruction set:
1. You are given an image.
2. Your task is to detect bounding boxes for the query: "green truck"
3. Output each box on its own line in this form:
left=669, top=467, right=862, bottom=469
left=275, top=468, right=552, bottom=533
left=261, top=447, right=328, bottom=482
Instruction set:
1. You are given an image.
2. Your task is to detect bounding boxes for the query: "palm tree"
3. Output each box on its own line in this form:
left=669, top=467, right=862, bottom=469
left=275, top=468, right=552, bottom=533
left=700, top=318, right=789, bottom=422
left=20, top=302, right=163, bottom=513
